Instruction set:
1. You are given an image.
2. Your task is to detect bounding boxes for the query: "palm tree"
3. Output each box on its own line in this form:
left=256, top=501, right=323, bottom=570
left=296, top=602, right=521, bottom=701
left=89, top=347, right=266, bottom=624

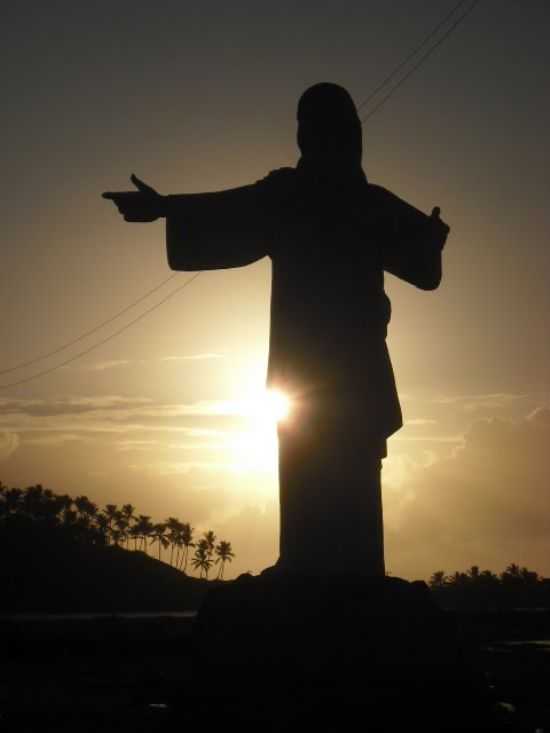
left=479, top=569, right=499, bottom=585
left=23, top=484, right=44, bottom=517
left=166, top=517, right=182, bottom=567
left=179, top=522, right=194, bottom=573
left=501, top=563, right=522, bottom=586
left=519, top=566, right=539, bottom=585
left=95, top=513, right=110, bottom=544
left=0, top=482, right=7, bottom=518
left=103, top=504, right=118, bottom=544
left=114, top=510, right=129, bottom=547
left=129, top=517, right=142, bottom=550
left=37, top=489, right=60, bottom=525
left=74, top=496, right=98, bottom=538
left=121, top=504, right=136, bottom=549
left=214, top=540, right=235, bottom=579
left=191, top=539, right=213, bottom=579
left=203, top=530, right=216, bottom=563
left=5, top=487, right=23, bottom=515
left=429, top=570, right=447, bottom=589
left=150, top=522, right=169, bottom=562
left=58, top=494, right=74, bottom=525
left=111, top=527, right=125, bottom=547
left=448, top=571, right=469, bottom=588
left=134, top=514, right=154, bottom=553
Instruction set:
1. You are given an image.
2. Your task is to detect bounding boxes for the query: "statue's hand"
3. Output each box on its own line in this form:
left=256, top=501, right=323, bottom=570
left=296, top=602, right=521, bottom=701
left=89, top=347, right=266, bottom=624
left=429, top=206, right=450, bottom=248
left=102, top=174, right=165, bottom=221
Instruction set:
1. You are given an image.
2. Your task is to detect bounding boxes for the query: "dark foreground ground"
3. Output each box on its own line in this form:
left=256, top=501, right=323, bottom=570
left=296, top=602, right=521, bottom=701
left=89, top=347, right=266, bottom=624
left=2, top=611, right=550, bottom=732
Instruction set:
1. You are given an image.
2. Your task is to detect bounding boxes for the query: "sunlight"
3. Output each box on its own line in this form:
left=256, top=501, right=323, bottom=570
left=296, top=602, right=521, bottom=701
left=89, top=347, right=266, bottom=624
left=226, top=388, right=292, bottom=475
left=229, top=387, right=292, bottom=425
left=249, top=389, right=291, bottom=423
left=229, top=425, right=279, bottom=474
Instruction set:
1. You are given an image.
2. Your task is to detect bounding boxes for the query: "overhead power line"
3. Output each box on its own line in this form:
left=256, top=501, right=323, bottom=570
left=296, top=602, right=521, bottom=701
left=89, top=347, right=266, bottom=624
left=360, top=0, right=481, bottom=123
left=0, top=272, right=178, bottom=376
left=1, top=0, right=481, bottom=389
left=0, top=273, right=201, bottom=389
left=356, top=0, right=471, bottom=115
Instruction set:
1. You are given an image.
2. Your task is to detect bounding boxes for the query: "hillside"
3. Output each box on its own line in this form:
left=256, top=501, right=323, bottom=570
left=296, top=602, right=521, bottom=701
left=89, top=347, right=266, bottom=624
left=1, top=516, right=214, bottom=613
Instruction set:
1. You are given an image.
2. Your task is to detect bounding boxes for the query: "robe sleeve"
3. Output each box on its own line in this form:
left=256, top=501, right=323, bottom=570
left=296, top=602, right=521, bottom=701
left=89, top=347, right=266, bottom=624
left=370, top=185, right=447, bottom=290
left=165, top=177, right=273, bottom=271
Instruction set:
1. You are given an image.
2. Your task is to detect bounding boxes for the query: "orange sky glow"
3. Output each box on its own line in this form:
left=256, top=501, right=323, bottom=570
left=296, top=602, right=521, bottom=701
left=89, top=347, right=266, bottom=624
left=2, top=1, right=550, bottom=580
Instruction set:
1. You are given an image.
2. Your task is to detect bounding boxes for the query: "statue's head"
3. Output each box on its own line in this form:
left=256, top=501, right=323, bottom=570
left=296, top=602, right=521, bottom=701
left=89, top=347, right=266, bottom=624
left=297, top=83, right=362, bottom=170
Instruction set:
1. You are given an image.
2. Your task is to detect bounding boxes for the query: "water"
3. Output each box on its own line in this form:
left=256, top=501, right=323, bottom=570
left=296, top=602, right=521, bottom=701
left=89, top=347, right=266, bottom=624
left=1, top=610, right=197, bottom=621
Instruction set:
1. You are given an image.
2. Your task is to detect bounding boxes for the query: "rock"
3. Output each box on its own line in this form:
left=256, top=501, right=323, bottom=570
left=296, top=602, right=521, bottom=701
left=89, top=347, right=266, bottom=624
left=191, top=573, right=500, bottom=730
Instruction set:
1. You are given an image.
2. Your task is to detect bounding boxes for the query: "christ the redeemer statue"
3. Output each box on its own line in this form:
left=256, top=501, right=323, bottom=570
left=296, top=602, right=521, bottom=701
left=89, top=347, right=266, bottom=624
left=103, top=82, right=449, bottom=578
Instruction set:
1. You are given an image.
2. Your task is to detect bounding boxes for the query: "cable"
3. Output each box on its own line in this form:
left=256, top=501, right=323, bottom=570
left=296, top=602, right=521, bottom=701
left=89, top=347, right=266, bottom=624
left=356, top=0, right=470, bottom=114
left=0, top=272, right=179, bottom=376
left=361, top=0, right=481, bottom=123
left=0, top=273, right=201, bottom=389
left=1, top=1, right=480, bottom=388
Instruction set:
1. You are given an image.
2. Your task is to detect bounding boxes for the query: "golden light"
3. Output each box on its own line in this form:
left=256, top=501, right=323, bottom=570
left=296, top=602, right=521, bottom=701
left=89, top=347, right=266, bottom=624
left=260, top=389, right=291, bottom=423
left=235, top=388, right=292, bottom=424
left=226, top=388, right=292, bottom=476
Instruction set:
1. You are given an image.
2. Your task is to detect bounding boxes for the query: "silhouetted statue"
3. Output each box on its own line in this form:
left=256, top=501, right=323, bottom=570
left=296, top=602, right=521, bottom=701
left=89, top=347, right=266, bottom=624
left=103, top=82, right=449, bottom=578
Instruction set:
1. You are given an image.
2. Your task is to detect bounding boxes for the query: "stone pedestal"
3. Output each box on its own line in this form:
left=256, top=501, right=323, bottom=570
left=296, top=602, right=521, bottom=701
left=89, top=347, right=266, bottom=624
left=191, top=572, right=500, bottom=730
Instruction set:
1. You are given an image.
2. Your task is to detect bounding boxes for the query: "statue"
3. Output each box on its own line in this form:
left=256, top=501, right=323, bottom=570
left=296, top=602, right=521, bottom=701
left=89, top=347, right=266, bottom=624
left=103, top=82, right=449, bottom=578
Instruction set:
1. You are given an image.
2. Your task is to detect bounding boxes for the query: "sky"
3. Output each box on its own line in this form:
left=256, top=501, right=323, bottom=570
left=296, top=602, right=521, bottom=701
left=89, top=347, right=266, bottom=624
left=1, top=0, right=549, bottom=580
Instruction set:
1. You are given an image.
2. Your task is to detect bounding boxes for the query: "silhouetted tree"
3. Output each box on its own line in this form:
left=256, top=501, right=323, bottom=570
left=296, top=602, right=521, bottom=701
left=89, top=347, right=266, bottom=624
left=114, top=510, right=129, bottom=547
left=5, top=487, right=23, bottom=515
left=179, top=522, right=194, bottom=574
left=1, top=481, right=235, bottom=578
left=166, top=516, right=182, bottom=567
left=203, top=530, right=216, bottom=564
left=95, top=513, right=110, bottom=544
left=215, top=540, right=235, bottom=579
left=121, top=503, right=136, bottom=548
left=429, top=570, right=447, bottom=589
left=192, top=539, right=213, bottom=579
left=150, top=522, right=169, bottom=562
left=134, top=515, right=154, bottom=553
left=103, top=504, right=118, bottom=544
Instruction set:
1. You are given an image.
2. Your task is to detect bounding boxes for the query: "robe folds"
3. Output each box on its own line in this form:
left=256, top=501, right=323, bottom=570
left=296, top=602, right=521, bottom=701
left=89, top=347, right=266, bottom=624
left=165, top=166, right=443, bottom=457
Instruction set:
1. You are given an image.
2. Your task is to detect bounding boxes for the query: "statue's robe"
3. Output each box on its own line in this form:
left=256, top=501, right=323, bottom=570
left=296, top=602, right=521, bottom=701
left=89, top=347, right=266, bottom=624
left=165, top=166, right=443, bottom=574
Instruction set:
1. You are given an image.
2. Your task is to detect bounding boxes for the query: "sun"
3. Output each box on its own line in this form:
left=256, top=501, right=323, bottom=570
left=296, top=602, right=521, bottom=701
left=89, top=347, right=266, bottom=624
left=253, top=389, right=291, bottom=423
left=227, top=388, right=292, bottom=475
left=234, top=387, right=292, bottom=425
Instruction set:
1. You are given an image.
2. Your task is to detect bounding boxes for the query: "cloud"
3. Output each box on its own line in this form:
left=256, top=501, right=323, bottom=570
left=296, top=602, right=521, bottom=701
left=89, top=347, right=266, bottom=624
left=87, top=360, right=131, bottom=371
left=0, top=431, right=19, bottom=461
left=115, top=439, right=161, bottom=452
left=385, top=409, right=550, bottom=580
left=24, top=433, right=90, bottom=446
left=0, top=396, right=153, bottom=417
left=434, top=392, right=526, bottom=411
left=0, top=396, right=252, bottom=446
left=404, top=418, right=438, bottom=426
left=161, top=353, right=224, bottom=362
left=129, top=460, right=232, bottom=475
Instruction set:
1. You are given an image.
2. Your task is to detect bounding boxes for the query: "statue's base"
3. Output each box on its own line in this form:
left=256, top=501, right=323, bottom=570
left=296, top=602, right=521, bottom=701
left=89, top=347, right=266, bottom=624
left=192, top=572, right=503, bottom=730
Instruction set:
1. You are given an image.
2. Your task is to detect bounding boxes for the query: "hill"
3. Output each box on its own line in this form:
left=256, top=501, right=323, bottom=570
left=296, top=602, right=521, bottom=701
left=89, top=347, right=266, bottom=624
left=1, top=516, right=214, bottom=613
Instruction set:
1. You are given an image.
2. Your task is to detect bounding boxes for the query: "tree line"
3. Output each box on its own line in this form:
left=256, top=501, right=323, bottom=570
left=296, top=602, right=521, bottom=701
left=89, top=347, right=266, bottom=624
left=0, top=482, right=235, bottom=580
left=429, top=565, right=543, bottom=589
left=427, top=564, right=550, bottom=610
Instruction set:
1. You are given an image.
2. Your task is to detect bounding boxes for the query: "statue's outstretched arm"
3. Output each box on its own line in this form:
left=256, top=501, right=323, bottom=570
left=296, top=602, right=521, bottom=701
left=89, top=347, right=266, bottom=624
left=373, top=186, right=450, bottom=290
left=102, top=175, right=165, bottom=222
left=103, top=174, right=271, bottom=272
left=165, top=181, right=271, bottom=271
